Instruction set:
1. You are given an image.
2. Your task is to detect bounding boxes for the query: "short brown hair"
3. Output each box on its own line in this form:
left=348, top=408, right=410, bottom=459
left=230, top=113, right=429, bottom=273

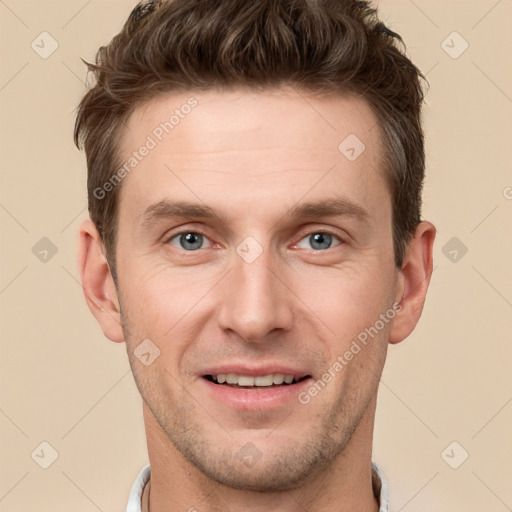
left=74, top=0, right=427, bottom=282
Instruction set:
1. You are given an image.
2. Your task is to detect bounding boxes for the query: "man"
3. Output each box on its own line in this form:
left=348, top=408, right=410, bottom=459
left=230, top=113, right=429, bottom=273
left=75, top=0, right=435, bottom=510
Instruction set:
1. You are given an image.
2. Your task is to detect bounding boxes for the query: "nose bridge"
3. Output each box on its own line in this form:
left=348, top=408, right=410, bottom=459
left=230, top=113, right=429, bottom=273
left=217, top=236, right=292, bottom=341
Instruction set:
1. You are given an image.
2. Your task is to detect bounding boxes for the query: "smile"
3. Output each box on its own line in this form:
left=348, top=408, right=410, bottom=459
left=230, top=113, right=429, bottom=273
left=203, top=373, right=310, bottom=388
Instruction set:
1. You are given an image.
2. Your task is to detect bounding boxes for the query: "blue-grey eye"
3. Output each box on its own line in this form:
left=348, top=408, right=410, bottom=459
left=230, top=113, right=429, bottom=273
left=169, top=232, right=211, bottom=251
left=296, top=232, right=341, bottom=251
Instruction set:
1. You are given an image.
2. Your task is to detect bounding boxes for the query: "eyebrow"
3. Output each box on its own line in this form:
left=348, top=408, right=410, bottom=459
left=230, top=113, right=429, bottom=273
left=139, top=201, right=225, bottom=229
left=139, top=196, right=370, bottom=229
left=288, top=197, right=369, bottom=222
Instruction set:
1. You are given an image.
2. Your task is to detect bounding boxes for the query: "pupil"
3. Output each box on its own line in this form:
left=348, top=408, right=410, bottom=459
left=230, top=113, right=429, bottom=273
left=181, top=232, right=202, bottom=250
left=311, top=232, right=331, bottom=250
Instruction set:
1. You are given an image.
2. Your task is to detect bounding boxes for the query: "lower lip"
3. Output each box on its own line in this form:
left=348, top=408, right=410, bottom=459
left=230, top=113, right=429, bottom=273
left=200, top=377, right=313, bottom=410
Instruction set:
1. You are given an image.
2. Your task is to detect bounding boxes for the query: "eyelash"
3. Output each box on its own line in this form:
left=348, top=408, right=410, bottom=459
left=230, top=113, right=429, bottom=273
left=164, top=228, right=344, bottom=252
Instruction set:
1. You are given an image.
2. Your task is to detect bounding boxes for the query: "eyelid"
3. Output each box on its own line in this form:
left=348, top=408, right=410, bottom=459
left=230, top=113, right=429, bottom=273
left=294, top=221, right=348, bottom=239
left=164, top=226, right=213, bottom=247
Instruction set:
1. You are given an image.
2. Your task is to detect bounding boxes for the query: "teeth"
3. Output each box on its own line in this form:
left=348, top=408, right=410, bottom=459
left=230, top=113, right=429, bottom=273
left=255, top=375, right=273, bottom=386
left=212, top=373, right=300, bottom=386
left=238, top=375, right=255, bottom=386
left=272, top=374, right=285, bottom=385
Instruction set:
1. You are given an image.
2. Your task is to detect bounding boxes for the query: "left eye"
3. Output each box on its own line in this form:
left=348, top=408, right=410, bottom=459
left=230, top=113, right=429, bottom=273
left=168, top=231, right=212, bottom=251
left=296, top=232, right=342, bottom=251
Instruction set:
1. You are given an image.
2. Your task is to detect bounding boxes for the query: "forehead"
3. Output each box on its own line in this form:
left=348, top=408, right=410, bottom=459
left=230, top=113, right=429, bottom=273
left=121, top=87, right=382, bottom=158
left=117, top=87, right=389, bottom=225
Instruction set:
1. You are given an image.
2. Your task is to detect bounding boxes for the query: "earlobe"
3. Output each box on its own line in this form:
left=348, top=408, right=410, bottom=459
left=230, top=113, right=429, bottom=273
left=389, top=221, right=436, bottom=344
left=77, top=219, right=125, bottom=343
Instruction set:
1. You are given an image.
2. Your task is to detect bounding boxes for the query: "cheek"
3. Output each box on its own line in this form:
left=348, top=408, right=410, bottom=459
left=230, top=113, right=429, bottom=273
left=121, top=260, right=199, bottom=319
left=118, top=262, right=218, bottom=365
left=304, top=266, right=393, bottom=398
left=294, top=261, right=394, bottom=337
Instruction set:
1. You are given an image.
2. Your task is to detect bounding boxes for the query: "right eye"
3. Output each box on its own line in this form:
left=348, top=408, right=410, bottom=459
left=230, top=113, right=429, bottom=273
left=166, top=231, right=213, bottom=251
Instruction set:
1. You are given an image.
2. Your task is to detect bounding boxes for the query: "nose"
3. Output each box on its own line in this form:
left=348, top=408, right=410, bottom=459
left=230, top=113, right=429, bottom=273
left=217, top=241, right=294, bottom=343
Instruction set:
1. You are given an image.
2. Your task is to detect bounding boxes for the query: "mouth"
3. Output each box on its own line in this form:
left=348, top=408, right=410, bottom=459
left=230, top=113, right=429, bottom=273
left=203, top=373, right=311, bottom=389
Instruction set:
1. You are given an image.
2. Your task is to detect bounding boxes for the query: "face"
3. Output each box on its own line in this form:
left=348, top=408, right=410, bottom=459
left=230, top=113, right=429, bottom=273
left=113, top=88, right=401, bottom=491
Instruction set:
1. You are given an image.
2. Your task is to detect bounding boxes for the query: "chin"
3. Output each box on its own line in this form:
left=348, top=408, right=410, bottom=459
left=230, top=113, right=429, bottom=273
left=197, top=457, right=323, bottom=492
left=172, top=430, right=342, bottom=493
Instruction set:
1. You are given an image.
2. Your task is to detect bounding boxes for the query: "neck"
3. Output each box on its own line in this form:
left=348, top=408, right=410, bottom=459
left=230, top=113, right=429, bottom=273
left=142, top=398, right=380, bottom=512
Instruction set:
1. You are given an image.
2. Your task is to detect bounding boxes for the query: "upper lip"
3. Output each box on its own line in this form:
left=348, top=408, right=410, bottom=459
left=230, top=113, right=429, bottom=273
left=201, top=364, right=310, bottom=379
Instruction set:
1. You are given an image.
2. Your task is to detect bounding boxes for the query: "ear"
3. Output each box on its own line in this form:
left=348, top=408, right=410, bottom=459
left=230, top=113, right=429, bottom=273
left=389, top=221, right=436, bottom=344
left=77, top=219, right=125, bottom=343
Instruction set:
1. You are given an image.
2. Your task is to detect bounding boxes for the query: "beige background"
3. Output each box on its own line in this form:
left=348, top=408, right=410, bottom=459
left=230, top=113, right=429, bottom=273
left=1, top=0, right=511, bottom=510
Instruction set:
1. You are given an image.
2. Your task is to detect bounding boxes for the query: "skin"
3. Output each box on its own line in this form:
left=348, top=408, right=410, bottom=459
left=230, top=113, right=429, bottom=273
left=78, top=87, right=435, bottom=512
